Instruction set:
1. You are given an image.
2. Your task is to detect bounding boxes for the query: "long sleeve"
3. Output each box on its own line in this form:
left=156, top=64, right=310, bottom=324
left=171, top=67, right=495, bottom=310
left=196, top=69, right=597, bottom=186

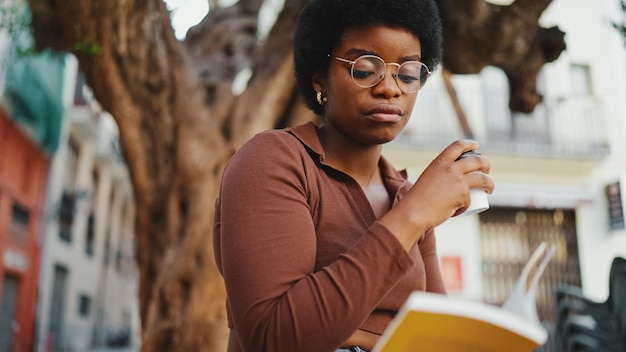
left=213, top=123, right=447, bottom=351
left=420, top=228, right=447, bottom=293
left=215, top=131, right=415, bottom=352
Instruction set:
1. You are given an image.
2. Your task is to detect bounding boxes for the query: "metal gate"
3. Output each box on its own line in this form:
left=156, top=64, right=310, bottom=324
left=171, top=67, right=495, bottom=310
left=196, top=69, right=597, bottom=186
left=479, top=207, right=581, bottom=349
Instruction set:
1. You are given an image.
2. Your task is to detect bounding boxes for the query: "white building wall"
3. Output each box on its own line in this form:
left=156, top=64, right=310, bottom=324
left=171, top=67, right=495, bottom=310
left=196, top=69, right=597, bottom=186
left=63, top=136, right=99, bottom=350
left=35, top=54, right=79, bottom=352
left=388, top=0, right=626, bottom=304
left=437, top=215, right=485, bottom=300
left=541, top=0, right=626, bottom=301
left=35, top=55, right=139, bottom=351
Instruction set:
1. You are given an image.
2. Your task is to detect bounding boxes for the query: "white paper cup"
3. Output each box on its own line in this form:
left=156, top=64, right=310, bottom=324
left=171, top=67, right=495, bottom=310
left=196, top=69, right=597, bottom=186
left=458, top=188, right=489, bottom=216
left=455, top=150, right=490, bottom=217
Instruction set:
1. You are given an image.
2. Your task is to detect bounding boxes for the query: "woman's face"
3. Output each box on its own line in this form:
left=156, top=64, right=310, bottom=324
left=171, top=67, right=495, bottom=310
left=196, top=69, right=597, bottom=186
left=314, top=25, right=423, bottom=146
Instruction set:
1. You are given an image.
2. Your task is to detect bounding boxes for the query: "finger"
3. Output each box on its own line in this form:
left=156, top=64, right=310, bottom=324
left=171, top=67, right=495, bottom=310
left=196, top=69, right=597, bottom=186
left=466, top=172, right=495, bottom=194
left=456, top=155, right=491, bottom=174
left=437, top=140, right=480, bottom=162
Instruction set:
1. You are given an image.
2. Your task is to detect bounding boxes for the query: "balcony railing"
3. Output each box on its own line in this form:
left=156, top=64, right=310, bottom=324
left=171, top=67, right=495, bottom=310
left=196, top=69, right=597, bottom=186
left=391, top=85, right=610, bottom=159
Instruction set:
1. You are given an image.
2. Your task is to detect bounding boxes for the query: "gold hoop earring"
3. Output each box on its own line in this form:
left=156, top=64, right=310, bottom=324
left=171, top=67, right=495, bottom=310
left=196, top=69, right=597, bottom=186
left=316, top=91, right=328, bottom=105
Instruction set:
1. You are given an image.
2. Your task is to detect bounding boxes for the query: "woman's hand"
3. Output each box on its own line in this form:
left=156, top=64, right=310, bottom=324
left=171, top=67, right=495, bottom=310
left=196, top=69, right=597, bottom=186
left=380, top=140, right=494, bottom=250
left=412, top=139, right=493, bottom=219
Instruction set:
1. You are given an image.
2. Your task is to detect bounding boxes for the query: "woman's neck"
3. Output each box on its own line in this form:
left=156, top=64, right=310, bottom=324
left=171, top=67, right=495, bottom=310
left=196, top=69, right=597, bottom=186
left=317, top=124, right=383, bottom=187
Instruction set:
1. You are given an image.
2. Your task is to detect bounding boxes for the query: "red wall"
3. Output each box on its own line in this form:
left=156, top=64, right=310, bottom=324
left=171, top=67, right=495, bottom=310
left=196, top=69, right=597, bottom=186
left=0, top=109, right=49, bottom=352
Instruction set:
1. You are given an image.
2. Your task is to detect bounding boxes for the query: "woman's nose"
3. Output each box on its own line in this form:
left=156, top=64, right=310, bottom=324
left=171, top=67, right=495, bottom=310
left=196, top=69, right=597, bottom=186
left=372, top=66, right=402, bottom=97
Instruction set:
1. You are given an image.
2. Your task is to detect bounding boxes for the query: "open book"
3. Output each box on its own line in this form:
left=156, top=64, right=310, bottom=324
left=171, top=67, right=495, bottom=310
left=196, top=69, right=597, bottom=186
left=372, top=242, right=556, bottom=352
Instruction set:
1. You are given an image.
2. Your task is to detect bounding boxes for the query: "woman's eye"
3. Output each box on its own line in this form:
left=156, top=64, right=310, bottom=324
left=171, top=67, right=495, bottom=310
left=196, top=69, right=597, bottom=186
left=397, top=74, right=419, bottom=83
left=353, top=69, right=375, bottom=80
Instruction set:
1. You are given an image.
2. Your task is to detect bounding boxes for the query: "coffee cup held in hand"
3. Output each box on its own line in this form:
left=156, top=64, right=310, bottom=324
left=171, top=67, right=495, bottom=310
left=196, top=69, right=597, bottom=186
left=455, top=150, right=489, bottom=216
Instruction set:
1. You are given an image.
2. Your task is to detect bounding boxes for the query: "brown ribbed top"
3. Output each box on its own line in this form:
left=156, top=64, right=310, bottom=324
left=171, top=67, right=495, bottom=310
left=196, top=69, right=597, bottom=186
left=213, top=122, right=445, bottom=352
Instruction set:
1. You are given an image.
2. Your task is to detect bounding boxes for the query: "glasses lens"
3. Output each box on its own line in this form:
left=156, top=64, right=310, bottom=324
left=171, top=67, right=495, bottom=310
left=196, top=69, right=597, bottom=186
left=396, top=62, right=428, bottom=93
left=351, top=56, right=385, bottom=88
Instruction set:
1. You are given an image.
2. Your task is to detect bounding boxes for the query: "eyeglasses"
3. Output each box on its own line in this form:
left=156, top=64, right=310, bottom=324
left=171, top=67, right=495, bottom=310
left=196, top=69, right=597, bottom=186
left=333, top=55, right=431, bottom=93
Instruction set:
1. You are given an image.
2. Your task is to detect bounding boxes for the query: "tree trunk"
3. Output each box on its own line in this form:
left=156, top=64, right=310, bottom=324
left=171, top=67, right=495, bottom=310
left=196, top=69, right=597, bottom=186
left=25, top=0, right=563, bottom=350
left=26, top=0, right=308, bottom=350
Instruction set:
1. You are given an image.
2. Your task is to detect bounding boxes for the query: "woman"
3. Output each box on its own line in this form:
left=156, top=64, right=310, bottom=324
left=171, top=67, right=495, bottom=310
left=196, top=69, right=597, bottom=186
left=213, top=0, right=495, bottom=351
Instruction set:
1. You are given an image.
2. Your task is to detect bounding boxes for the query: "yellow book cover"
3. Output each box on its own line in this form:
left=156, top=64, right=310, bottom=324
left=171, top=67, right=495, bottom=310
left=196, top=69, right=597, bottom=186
left=372, top=292, right=547, bottom=352
left=373, top=242, right=555, bottom=352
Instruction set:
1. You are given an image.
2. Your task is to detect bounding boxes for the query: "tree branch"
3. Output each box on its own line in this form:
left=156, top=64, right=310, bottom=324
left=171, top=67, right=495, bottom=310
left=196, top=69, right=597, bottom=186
left=437, top=0, right=565, bottom=112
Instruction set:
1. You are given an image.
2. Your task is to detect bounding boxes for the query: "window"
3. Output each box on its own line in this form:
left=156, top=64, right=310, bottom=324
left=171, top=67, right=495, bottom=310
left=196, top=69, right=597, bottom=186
left=85, top=169, right=98, bottom=256
left=570, top=63, right=592, bottom=97
left=59, top=138, right=79, bottom=242
left=9, top=201, right=30, bottom=244
left=85, top=213, right=95, bottom=256
left=78, top=294, right=91, bottom=317
left=58, top=192, right=76, bottom=243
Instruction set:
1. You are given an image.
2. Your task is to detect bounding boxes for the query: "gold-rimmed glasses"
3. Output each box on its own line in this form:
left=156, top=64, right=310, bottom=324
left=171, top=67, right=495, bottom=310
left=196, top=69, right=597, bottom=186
left=333, top=54, right=431, bottom=93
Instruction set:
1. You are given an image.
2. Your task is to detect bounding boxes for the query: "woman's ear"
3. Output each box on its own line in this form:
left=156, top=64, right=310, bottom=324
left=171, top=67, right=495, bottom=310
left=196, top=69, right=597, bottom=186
left=312, top=72, right=326, bottom=93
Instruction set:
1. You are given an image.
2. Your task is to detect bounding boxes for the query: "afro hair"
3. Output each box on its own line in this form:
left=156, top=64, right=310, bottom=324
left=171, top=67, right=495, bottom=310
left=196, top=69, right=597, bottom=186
left=294, top=0, right=443, bottom=115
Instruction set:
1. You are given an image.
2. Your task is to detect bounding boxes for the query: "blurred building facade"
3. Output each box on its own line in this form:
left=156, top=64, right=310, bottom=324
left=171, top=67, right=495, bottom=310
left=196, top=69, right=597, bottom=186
left=0, top=19, right=64, bottom=351
left=385, top=0, right=626, bottom=331
left=34, top=54, right=140, bottom=352
left=0, top=2, right=140, bottom=351
left=0, top=103, right=47, bottom=352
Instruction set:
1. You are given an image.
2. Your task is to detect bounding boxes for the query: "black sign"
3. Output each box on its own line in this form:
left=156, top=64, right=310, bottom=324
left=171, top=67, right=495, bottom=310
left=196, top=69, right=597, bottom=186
left=606, top=182, right=625, bottom=231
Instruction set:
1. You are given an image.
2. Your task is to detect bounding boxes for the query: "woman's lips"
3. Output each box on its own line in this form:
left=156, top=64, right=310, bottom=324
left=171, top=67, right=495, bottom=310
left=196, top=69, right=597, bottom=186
left=364, top=105, right=404, bottom=122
